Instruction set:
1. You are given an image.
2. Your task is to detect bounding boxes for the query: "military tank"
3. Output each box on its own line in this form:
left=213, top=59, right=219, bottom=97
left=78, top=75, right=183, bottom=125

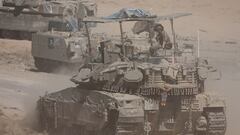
left=0, top=0, right=97, bottom=40
left=37, top=11, right=226, bottom=135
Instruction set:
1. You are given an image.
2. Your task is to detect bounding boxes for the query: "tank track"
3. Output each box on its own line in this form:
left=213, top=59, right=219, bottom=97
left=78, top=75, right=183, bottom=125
left=206, top=110, right=226, bottom=135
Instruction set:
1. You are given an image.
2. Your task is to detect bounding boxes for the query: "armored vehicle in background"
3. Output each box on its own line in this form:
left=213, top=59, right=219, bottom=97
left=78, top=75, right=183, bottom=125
left=0, top=0, right=97, bottom=40
left=31, top=19, right=102, bottom=72
left=32, top=31, right=88, bottom=72
left=37, top=12, right=226, bottom=135
left=25, top=0, right=98, bottom=72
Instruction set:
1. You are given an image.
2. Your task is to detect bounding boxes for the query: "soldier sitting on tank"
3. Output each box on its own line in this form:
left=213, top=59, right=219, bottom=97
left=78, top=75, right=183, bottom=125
left=149, top=23, right=172, bottom=55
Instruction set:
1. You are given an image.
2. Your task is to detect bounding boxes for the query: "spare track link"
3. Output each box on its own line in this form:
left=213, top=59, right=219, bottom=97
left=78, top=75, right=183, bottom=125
left=206, top=111, right=226, bottom=135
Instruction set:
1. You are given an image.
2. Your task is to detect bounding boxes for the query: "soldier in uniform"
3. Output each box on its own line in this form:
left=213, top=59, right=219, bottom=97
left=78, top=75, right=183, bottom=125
left=149, top=23, right=172, bottom=55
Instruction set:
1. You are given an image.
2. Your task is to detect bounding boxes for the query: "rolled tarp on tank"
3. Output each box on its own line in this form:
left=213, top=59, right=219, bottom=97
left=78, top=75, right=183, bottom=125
left=104, top=8, right=152, bottom=19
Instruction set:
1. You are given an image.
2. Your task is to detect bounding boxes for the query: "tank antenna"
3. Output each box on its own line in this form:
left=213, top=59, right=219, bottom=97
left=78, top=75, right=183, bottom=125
left=119, top=21, right=125, bottom=58
left=84, top=22, right=92, bottom=60
left=197, top=29, right=200, bottom=58
left=170, top=18, right=176, bottom=64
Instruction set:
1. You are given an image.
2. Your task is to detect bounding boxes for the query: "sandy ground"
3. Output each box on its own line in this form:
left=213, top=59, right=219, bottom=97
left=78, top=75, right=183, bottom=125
left=0, top=40, right=74, bottom=135
left=0, top=0, right=240, bottom=135
left=0, top=66, right=74, bottom=135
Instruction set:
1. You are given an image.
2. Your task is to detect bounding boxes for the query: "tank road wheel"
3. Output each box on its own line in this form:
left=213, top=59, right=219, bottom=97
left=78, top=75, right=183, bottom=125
left=205, top=108, right=227, bottom=135
left=34, top=57, right=55, bottom=72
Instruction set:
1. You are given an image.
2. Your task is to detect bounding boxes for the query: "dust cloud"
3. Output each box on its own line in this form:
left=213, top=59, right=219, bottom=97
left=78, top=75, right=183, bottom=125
left=0, top=0, right=240, bottom=135
left=0, top=69, right=74, bottom=135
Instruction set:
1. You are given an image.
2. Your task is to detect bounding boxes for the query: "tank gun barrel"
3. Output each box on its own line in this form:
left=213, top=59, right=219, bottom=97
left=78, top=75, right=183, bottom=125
left=0, top=6, right=62, bottom=16
left=1, top=0, right=97, bottom=17
left=2, top=0, right=42, bottom=7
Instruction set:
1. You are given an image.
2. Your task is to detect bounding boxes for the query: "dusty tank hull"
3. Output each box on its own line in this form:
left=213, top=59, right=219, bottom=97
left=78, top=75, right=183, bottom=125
left=0, top=0, right=97, bottom=40
left=37, top=87, right=144, bottom=135
left=37, top=89, right=226, bottom=135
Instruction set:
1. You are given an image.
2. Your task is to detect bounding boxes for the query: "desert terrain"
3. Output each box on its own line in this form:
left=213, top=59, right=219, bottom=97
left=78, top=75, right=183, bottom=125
left=0, top=0, right=240, bottom=135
